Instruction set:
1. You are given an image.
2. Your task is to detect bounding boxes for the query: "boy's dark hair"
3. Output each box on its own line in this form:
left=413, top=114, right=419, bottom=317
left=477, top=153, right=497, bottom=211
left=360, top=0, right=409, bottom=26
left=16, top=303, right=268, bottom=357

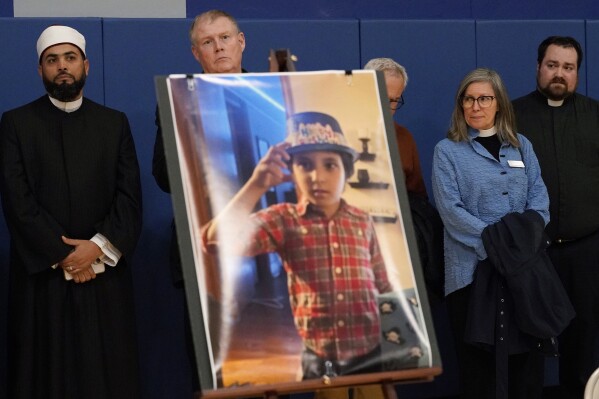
left=289, top=151, right=355, bottom=179
left=340, top=152, right=355, bottom=178
left=537, top=36, right=583, bottom=70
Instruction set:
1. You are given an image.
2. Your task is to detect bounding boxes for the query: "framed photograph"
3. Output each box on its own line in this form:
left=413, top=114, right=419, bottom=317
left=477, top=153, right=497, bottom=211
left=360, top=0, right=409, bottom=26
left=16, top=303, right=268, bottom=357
left=155, top=70, right=441, bottom=398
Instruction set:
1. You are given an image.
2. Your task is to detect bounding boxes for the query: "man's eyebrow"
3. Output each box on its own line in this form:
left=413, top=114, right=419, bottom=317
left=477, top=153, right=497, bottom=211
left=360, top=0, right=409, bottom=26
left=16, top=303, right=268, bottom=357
left=545, top=58, right=576, bottom=67
left=199, top=30, right=232, bottom=40
left=44, top=50, right=78, bottom=59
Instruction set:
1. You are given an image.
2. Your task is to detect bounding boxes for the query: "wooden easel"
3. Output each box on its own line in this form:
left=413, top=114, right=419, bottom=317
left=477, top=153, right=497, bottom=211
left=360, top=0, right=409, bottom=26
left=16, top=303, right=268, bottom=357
left=381, top=381, right=399, bottom=399
left=199, top=382, right=398, bottom=399
left=268, top=48, right=297, bottom=72
left=260, top=383, right=398, bottom=399
left=193, top=366, right=443, bottom=399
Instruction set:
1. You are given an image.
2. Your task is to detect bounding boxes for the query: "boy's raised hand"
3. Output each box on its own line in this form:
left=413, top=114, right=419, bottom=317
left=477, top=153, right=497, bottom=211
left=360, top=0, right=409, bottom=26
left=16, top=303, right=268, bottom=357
left=250, top=142, right=293, bottom=190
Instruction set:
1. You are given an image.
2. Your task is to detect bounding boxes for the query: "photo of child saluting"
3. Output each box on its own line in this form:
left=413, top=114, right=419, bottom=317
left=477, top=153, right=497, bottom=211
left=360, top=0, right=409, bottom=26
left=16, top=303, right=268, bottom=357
left=203, top=111, right=393, bottom=379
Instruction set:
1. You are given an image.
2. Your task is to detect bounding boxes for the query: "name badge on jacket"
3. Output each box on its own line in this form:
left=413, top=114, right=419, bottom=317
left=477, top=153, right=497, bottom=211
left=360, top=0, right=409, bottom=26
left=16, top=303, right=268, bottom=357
left=508, top=160, right=525, bottom=168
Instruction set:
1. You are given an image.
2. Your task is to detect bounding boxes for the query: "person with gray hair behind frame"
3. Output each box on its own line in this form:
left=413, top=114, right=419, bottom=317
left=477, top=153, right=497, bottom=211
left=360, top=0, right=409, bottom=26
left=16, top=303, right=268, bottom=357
left=365, top=57, right=445, bottom=302
left=364, top=57, right=427, bottom=199
left=312, top=57, right=432, bottom=399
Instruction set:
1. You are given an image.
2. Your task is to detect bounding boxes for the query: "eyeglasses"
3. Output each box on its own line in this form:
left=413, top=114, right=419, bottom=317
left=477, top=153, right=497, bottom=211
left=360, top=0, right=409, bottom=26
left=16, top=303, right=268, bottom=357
left=389, top=95, right=405, bottom=111
left=461, top=95, right=496, bottom=108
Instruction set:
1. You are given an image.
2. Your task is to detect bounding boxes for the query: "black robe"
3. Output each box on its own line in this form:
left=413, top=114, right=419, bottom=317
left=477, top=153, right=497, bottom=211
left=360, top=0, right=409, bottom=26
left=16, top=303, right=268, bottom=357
left=0, top=95, right=142, bottom=399
left=512, top=90, right=599, bottom=241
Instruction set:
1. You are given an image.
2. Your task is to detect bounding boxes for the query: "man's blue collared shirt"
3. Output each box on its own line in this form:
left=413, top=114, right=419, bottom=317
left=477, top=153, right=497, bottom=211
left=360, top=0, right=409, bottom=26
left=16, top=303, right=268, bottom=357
left=432, top=130, right=549, bottom=295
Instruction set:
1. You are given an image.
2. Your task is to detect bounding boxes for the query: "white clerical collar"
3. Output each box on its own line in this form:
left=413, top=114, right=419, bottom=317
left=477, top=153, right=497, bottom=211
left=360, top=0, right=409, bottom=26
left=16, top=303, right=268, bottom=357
left=547, top=98, right=564, bottom=107
left=478, top=126, right=497, bottom=137
left=48, top=95, right=83, bottom=113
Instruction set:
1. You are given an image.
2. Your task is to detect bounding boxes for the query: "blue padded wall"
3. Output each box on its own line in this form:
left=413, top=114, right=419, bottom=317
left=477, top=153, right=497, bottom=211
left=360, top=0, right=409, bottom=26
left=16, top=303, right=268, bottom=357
left=240, top=19, right=360, bottom=71
left=476, top=20, right=586, bottom=100
left=184, top=0, right=599, bottom=20
left=588, top=21, right=599, bottom=99
left=186, top=1, right=472, bottom=20
left=473, top=0, right=599, bottom=19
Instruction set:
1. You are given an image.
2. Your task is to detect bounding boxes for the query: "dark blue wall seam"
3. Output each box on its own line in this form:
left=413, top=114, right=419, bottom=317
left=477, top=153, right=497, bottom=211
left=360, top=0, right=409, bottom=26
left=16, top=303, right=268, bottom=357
left=357, top=17, right=362, bottom=68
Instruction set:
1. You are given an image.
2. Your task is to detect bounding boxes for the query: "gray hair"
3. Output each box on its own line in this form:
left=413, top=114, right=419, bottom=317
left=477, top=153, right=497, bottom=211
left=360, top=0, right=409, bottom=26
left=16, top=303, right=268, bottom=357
left=448, top=67, right=519, bottom=147
left=189, top=9, right=240, bottom=46
left=364, top=57, right=409, bottom=87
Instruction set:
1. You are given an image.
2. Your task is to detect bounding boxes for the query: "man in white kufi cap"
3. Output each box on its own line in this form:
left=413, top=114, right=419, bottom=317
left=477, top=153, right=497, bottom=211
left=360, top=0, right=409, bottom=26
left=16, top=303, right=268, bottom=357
left=36, top=25, right=87, bottom=62
left=35, top=25, right=89, bottom=105
left=0, top=25, right=142, bottom=399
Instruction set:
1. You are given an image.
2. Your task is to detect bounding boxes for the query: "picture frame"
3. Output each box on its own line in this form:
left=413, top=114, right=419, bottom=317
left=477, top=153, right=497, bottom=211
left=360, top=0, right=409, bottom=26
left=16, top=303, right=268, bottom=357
left=155, top=70, right=441, bottom=398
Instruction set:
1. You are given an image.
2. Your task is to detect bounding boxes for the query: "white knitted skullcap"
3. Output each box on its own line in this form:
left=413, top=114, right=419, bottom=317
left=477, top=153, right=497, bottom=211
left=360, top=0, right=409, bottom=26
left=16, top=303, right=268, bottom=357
left=36, top=25, right=86, bottom=62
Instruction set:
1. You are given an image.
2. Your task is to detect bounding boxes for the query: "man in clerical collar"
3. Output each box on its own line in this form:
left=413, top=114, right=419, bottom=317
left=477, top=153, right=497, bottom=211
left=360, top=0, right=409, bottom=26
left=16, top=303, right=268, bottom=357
left=534, top=36, right=580, bottom=105
left=0, top=25, right=142, bottom=399
left=512, top=36, right=599, bottom=399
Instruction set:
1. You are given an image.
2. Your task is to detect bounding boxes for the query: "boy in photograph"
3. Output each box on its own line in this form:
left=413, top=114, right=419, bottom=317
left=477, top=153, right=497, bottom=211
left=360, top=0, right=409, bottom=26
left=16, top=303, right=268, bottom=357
left=203, top=111, right=392, bottom=379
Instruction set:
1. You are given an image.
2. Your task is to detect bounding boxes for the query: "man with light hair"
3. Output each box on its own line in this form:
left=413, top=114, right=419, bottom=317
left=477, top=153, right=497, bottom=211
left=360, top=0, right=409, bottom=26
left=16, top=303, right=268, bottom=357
left=188, top=9, right=245, bottom=74
left=151, top=9, right=247, bottom=394
left=154, top=9, right=246, bottom=195
left=365, top=57, right=427, bottom=199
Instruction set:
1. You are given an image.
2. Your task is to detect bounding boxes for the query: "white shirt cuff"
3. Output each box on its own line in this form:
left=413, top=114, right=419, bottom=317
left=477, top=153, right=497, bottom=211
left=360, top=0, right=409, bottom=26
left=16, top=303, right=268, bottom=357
left=90, top=233, right=122, bottom=267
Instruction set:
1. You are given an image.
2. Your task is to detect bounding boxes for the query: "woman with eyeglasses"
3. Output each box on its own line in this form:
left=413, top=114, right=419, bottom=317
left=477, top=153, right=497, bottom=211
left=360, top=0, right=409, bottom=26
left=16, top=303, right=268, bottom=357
left=431, top=68, right=551, bottom=399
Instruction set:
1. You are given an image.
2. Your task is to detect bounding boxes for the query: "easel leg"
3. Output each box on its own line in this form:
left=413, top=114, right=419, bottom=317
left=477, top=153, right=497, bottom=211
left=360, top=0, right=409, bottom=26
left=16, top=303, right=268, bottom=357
left=381, top=382, right=398, bottom=399
left=264, top=390, right=278, bottom=399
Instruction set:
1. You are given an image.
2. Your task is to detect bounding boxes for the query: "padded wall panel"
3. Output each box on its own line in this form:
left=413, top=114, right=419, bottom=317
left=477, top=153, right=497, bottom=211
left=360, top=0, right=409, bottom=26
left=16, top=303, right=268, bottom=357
left=473, top=1, right=599, bottom=19
left=360, top=20, right=476, bottom=203
left=186, top=1, right=472, bottom=19
left=476, top=20, right=586, bottom=99
left=360, top=19, right=476, bottom=398
left=102, top=18, right=200, bottom=399
left=0, top=1, right=12, bottom=17
left=240, top=19, right=360, bottom=72
left=587, top=21, right=599, bottom=99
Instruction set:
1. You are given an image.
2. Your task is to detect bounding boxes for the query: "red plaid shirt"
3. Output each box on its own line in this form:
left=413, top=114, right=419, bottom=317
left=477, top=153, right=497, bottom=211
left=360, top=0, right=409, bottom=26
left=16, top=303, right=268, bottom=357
left=247, top=199, right=392, bottom=362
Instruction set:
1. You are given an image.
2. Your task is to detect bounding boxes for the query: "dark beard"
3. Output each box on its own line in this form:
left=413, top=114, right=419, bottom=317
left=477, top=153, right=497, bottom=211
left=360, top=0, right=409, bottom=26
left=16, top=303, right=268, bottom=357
left=537, top=77, right=574, bottom=101
left=43, top=74, right=86, bottom=102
